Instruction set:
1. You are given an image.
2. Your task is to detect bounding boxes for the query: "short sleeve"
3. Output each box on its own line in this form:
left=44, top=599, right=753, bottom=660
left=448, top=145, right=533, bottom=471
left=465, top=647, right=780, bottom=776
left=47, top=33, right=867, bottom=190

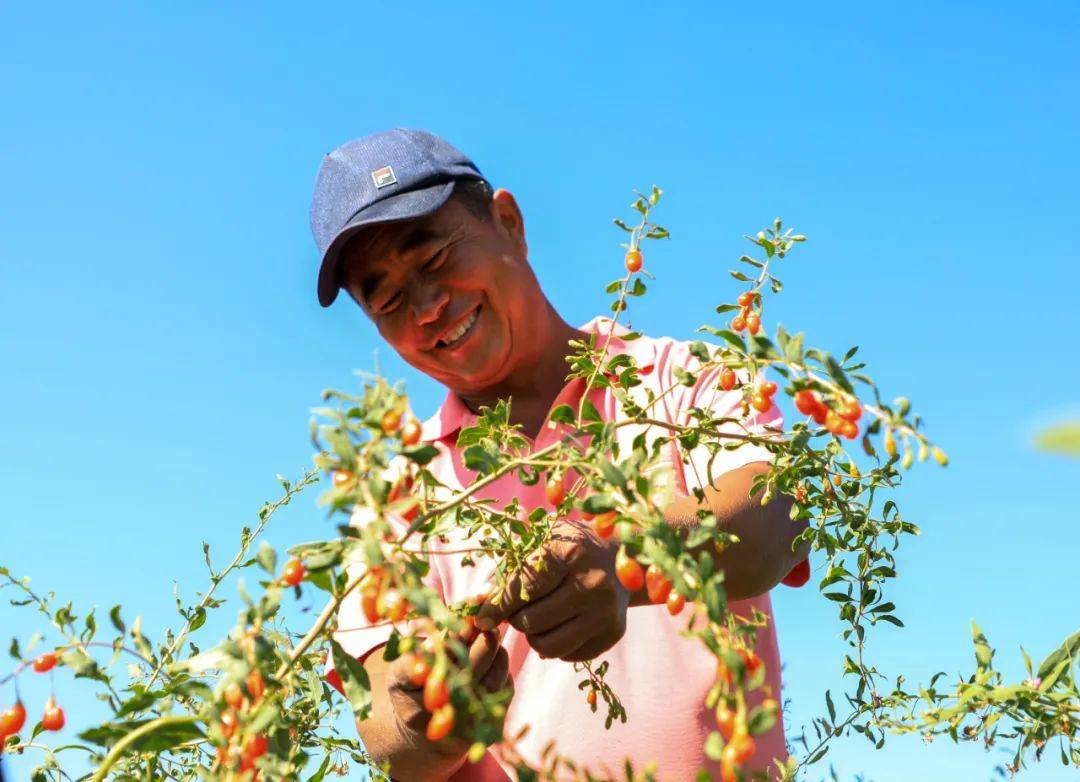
left=659, top=341, right=784, bottom=494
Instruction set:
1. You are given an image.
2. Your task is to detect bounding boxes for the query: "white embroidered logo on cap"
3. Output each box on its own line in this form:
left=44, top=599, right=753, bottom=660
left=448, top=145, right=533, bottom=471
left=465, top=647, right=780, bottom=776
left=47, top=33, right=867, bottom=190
left=371, top=165, right=397, bottom=189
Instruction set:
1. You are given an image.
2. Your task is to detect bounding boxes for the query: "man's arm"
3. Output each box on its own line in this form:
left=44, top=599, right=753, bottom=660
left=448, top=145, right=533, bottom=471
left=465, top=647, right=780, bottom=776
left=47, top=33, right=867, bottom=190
left=475, top=461, right=805, bottom=659
left=649, top=460, right=806, bottom=602
left=355, top=630, right=511, bottom=781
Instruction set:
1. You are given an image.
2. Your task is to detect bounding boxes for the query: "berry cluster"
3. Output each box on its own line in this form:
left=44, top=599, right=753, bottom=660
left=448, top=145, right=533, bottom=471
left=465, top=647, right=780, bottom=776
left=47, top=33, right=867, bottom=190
left=730, top=291, right=762, bottom=336
left=359, top=566, right=412, bottom=626
left=1, top=651, right=66, bottom=752
left=380, top=409, right=422, bottom=446
left=212, top=667, right=270, bottom=777
left=794, top=388, right=862, bottom=440
left=405, top=644, right=456, bottom=741
left=612, top=546, right=687, bottom=616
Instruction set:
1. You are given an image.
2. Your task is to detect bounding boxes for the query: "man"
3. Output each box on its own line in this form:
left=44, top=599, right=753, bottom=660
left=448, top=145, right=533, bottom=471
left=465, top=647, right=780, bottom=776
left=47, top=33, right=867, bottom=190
left=309, top=129, right=806, bottom=781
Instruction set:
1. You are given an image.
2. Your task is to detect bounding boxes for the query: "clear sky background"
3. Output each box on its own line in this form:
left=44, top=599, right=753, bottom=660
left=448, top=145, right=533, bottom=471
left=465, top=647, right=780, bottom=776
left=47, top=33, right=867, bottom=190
left=2, top=2, right=1078, bottom=780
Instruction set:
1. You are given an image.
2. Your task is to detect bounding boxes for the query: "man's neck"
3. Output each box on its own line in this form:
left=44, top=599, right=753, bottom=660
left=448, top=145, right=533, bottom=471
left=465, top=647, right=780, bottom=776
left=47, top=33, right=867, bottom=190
left=458, top=311, right=585, bottom=439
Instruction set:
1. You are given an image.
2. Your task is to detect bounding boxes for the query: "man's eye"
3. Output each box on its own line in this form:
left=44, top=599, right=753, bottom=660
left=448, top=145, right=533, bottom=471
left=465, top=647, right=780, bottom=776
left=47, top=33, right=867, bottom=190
left=423, top=249, right=447, bottom=271
left=376, top=291, right=403, bottom=314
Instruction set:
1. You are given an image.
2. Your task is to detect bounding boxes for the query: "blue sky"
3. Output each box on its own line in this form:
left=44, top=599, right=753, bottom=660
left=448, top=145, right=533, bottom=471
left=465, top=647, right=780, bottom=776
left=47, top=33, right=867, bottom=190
left=2, top=2, right=1078, bottom=780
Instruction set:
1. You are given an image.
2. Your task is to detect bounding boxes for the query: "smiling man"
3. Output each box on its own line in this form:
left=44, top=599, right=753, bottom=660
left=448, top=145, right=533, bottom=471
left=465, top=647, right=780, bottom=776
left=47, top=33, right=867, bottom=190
left=310, top=129, right=806, bottom=781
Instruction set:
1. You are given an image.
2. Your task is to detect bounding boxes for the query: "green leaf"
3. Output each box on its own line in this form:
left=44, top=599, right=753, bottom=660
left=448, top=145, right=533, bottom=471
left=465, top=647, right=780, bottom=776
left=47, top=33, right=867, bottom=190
left=79, top=718, right=204, bottom=751
left=581, top=400, right=602, bottom=423
left=697, top=327, right=747, bottom=353
left=582, top=494, right=616, bottom=514
left=330, top=639, right=373, bottom=719
left=462, top=444, right=500, bottom=475
left=1036, top=628, right=1080, bottom=683
left=549, top=404, right=575, bottom=424
left=747, top=704, right=777, bottom=736
left=599, top=459, right=625, bottom=489
left=971, top=621, right=993, bottom=671
left=307, top=754, right=333, bottom=782
left=256, top=541, right=277, bottom=575
left=109, top=605, right=126, bottom=634
left=402, top=443, right=439, bottom=465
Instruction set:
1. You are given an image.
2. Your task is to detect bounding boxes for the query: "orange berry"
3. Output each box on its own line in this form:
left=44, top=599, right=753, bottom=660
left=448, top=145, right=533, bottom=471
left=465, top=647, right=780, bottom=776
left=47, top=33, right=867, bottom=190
left=409, top=656, right=432, bottom=687
left=381, top=409, right=402, bottom=434
left=246, top=669, right=266, bottom=702
left=426, top=704, right=455, bottom=741
left=615, top=547, right=644, bottom=592
left=737, top=291, right=755, bottom=307
left=381, top=590, right=410, bottom=623
left=219, top=710, right=238, bottom=740
left=40, top=698, right=64, bottom=732
left=280, top=558, right=306, bottom=587
left=332, top=469, right=355, bottom=490
left=731, top=316, right=746, bottom=333
left=665, top=591, right=686, bottom=615
left=794, top=390, right=818, bottom=415
left=362, top=590, right=381, bottom=624
left=624, top=249, right=643, bottom=273
left=400, top=418, right=422, bottom=446
left=715, top=704, right=736, bottom=740
left=751, top=393, right=771, bottom=413
left=645, top=564, right=672, bottom=605
left=423, top=673, right=449, bottom=712
left=545, top=474, right=566, bottom=506
left=32, top=652, right=59, bottom=673
left=719, top=366, right=737, bottom=391
left=746, top=313, right=761, bottom=335
left=224, top=682, right=244, bottom=710
left=594, top=510, right=617, bottom=539
left=586, top=689, right=597, bottom=708
left=722, top=733, right=756, bottom=765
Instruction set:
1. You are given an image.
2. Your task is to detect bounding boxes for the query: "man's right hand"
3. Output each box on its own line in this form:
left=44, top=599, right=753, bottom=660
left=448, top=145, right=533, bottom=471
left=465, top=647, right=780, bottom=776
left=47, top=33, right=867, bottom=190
left=359, top=627, right=513, bottom=781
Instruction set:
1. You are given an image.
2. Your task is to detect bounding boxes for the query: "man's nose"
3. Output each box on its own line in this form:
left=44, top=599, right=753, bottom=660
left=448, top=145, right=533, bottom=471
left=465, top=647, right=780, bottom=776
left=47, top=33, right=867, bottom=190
left=412, top=285, right=449, bottom=327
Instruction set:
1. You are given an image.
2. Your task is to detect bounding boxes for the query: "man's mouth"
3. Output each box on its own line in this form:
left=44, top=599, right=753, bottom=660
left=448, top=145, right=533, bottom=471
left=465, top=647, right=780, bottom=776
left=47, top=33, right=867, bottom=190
left=435, top=305, right=480, bottom=349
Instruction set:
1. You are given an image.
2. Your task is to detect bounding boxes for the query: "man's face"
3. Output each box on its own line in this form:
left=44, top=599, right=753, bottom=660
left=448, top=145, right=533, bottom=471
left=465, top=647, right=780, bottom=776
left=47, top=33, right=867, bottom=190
left=338, top=189, right=541, bottom=396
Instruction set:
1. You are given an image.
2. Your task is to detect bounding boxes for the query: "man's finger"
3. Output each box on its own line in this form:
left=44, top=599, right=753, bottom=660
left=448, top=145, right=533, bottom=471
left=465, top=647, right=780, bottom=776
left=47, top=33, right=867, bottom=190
left=506, top=582, right=577, bottom=636
left=476, top=552, right=566, bottom=631
left=467, top=630, right=502, bottom=680
left=525, top=613, right=592, bottom=660
left=479, top=646, right=511, bottom=692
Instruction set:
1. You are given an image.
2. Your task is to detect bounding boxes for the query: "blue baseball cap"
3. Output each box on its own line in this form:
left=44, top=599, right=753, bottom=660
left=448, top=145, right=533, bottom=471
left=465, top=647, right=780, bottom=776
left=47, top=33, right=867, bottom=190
left=309, top=128, right=484, bottom=307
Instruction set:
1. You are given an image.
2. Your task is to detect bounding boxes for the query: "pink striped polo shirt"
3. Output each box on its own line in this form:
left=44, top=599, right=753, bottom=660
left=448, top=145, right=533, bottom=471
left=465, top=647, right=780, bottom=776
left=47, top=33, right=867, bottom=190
left=330, top=317, right=788, bottom=781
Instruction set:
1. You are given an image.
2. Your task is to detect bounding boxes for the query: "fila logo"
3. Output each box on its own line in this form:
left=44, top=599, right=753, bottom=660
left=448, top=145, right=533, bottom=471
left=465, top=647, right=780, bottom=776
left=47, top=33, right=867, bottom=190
left=371, top=165, right=397, bottom=189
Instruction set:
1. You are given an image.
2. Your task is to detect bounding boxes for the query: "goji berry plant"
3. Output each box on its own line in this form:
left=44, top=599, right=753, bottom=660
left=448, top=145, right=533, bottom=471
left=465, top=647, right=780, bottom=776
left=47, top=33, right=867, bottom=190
left=2, top=188, right=1078, bottom=781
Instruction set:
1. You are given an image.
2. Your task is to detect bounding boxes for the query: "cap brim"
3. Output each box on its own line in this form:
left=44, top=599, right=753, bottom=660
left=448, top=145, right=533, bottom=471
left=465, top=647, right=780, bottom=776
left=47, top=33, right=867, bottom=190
left=317, top=179, right=458, bottom=307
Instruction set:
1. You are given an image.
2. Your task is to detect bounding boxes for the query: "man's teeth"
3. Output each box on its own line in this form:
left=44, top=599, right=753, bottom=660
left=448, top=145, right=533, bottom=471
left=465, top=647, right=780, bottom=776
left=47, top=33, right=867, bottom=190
left=439, top=309, right=478, bottom=347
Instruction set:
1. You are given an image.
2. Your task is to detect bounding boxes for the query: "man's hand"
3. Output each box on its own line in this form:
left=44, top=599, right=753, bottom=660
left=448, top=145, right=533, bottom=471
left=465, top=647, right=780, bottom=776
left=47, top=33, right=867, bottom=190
left=475, top=522, right=631, bottom=662
left=359, top=629, right=512, bottom=782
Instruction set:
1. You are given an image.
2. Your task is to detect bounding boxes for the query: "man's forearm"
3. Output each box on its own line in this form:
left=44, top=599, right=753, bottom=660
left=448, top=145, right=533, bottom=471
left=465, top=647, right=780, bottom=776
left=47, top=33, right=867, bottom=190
left=633, top=461, right=806, bottom=603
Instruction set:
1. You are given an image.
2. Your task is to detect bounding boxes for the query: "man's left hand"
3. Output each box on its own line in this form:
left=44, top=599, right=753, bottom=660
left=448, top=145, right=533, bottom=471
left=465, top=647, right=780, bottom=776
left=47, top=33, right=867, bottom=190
left=474, top=521, right=630, bottom=662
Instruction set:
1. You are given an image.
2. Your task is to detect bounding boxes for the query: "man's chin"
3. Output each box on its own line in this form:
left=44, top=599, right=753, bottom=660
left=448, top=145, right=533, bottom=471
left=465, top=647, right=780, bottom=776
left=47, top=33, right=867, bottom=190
left=427, top=354, right=511, bottom=396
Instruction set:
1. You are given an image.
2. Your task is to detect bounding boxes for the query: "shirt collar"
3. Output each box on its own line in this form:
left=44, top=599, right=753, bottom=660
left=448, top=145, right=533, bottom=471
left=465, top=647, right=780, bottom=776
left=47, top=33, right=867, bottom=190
left=418, top=316, right=656, bottom=443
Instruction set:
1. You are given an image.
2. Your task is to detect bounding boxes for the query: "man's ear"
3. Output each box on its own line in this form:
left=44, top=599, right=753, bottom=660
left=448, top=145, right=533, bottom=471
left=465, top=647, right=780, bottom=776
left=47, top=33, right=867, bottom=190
left=490, top=188, right=527, bottom=258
